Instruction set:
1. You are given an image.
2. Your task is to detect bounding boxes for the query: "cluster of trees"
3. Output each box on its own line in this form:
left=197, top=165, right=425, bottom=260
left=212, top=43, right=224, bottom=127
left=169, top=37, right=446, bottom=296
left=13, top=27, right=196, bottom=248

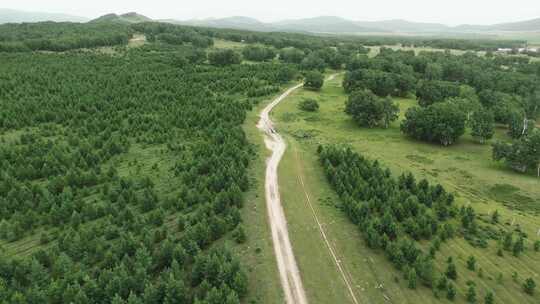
left=304, top=71, right=324, bottom=90
left=131, top=22, right=214, bottom=48
left=0, top=22, right=132, bottom=52
left=416, top=80, right=460, bottom=107
left=341, top=48, right=540, bottom=160
left=0, top=37, right=297, bottom=302
left=345, top=89, right=399, bottom=128
left=401, top=102, right=467, bottom=146
left=242, top=45, right=276, bottom=61
left=208, top=49, right=242, bottom=66
left=343, top=57, right=416, bottom=97
left=493, top=129, right=540, bottom=175
left=318, top=145, right=458, bottom=292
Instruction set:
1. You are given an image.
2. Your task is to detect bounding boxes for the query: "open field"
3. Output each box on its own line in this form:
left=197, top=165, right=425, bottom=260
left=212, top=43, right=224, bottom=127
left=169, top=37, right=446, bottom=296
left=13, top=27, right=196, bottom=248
left=269, top=74, right=540, bottom=303
left=368, top=45, right=475, bottom=57
left=213, top=38, right=246, bottom=49
left=128, top=33, right=147, bottom=47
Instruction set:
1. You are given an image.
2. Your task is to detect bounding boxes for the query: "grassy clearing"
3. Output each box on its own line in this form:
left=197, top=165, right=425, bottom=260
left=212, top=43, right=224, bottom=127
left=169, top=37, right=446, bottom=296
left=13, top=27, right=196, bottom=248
left=368, top=45, right=475, bottom=57
left=213, top=38, right=246, bottom=49
left=128, top=33, right=147, bottom=48
left=270, top=74, right=540, bottom=303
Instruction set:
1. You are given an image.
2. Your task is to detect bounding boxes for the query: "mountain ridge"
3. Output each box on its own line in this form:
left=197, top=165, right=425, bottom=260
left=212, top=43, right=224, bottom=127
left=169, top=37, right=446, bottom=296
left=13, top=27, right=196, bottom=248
left=172, top=15, right=540, bottom=34
left=89, top=12, right=152, bottom=24
left=0, top=8, right=88, bottom=23
left=2, top=9, right=539, bottom=33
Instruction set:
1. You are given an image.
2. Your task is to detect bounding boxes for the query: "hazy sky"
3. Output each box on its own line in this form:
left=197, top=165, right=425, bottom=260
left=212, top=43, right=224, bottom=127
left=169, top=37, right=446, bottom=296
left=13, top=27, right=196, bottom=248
left=3, top=0, right=540, bottom=25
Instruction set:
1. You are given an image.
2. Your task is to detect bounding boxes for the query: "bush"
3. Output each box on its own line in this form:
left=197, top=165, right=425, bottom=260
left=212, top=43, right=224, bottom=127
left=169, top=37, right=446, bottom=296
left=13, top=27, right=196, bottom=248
left=232, top=225, right=247, bottom=244
left=298, top=99, right=319, bottom=112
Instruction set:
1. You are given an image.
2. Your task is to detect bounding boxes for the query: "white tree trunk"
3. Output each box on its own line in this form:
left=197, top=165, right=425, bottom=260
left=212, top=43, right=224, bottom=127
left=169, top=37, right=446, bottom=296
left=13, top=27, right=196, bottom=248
left=522, top=117, right=528, bottom=135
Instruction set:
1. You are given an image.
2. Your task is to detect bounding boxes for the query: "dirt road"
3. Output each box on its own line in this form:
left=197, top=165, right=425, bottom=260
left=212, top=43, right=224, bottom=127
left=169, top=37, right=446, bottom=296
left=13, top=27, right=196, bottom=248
left=257, top=74, right=342, bottom=304
left=257, top=83, right=308, bottom=304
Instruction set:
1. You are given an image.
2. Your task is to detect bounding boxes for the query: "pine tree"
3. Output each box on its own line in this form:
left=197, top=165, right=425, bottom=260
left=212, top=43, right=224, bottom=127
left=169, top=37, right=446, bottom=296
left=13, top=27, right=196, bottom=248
left=524, top=277, right=536, bottom=295
left=491, top=210, right=499, bottom=224
left=407, top=268, right=417, bottom=289
left=445, top=260, right=457, bottom=280
left=467, top=256, right=476, bottom=271
left=466, top=284, right=477, bottom=303
left=513, top=237, right=524, bottom=257
left=484, top=291, right=494, bottom=304
left=446, top=283, right=456, bottom=300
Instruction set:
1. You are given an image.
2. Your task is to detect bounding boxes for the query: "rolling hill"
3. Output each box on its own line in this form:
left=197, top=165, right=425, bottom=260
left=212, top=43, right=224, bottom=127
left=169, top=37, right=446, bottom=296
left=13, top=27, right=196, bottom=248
left=172, top=16, right=274, bottom=32
left=2, top=8, right=539, bottom=34
left=89, top=12, right=152, bottom=24
left=0, top=8, right=88, bottom=23
left=456, top=18, right=540, bottom=32
left=271, top=16, right=383, bottom=33
left=355, top=19, right=450, bottom=33
left=168, top=15, right=540, bottom=34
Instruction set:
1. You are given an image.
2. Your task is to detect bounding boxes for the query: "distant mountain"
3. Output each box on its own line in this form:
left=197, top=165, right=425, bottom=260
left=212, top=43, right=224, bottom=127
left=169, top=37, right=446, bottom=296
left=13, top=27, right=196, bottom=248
left=3, top=9, right=538, bottom=34
left=355, top=19, right=450, bottom=33
left=456, top=18, right=540, bottom=32
left=90, top=12, right=152, bottom=24
left=272, top=16, right=383, bottom=33
left=176, top=15, right=383, bottom=33
left=176, top=16, right=274, bottom=32
left=0, top=8, right=88, bottom=24
left=167, top=15, right=540, bottom=34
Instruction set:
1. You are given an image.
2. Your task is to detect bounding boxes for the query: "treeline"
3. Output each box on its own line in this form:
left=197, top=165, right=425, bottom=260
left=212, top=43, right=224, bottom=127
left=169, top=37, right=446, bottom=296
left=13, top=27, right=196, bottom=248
left=346, top=35, right=525, bottom=51
left=0, top=22, right=132, bottom=52
left=131, top=22, right=214, bottom=48
left=0, top=41, right=297, bottom=302
left=190, top=24, right=524, bottom=52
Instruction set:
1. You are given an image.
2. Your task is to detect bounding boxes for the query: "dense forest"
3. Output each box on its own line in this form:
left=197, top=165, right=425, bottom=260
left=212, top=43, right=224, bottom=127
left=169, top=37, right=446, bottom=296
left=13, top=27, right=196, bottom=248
left=0, top=28, right=298, bottom=302
left=0, top=22, right=133, bottom=52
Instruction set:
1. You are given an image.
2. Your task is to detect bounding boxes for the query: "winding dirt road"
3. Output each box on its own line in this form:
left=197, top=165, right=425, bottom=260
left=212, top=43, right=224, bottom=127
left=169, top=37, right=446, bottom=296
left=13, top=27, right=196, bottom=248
left=257, top=74, right=344, bottom=304
left=257, top=83, right=308, bottom=304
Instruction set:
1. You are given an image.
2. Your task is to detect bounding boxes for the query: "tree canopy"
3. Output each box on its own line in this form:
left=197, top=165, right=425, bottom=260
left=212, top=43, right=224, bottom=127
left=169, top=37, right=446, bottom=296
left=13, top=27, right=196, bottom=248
left=401, top=102, right=467, bottom=146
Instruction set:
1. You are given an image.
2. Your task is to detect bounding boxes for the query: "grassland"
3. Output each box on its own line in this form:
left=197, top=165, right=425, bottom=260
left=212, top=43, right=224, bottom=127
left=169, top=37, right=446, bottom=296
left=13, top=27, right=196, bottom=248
left=268, top=74, right=540, bottom=303
left=368, top=45, right=475, bottom=57
left=213, top=38, right=246, bottom=49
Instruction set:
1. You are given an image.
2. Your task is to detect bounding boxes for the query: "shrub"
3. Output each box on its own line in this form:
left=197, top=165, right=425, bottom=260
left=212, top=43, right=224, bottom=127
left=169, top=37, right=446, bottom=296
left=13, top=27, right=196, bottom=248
left=298, top=99, right=319, bottom=112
